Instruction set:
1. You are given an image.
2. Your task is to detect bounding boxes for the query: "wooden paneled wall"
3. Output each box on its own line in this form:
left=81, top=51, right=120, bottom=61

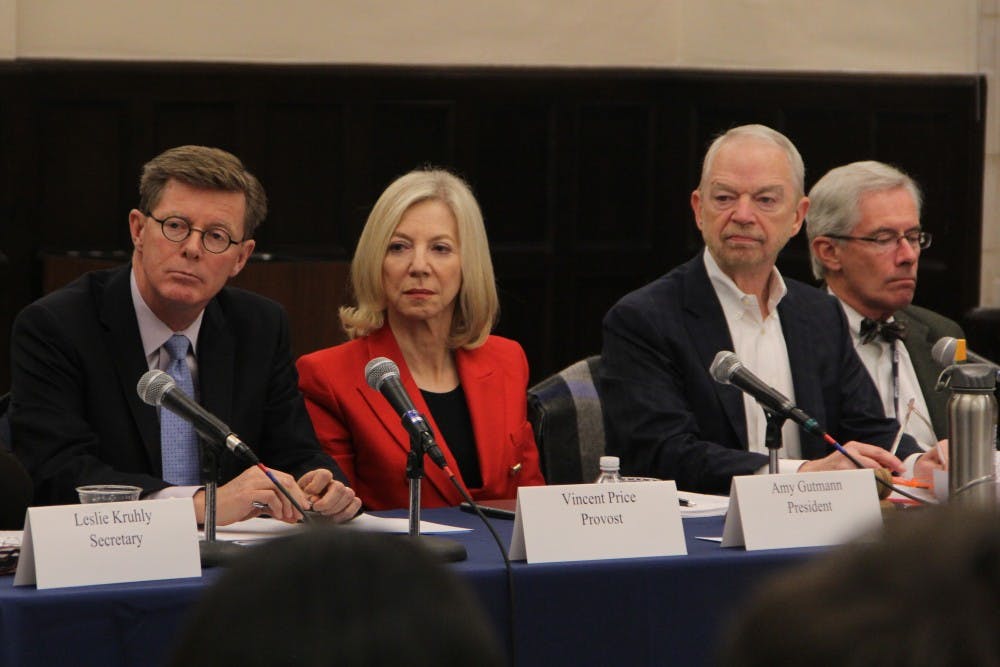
left=0, top=62, right=986, bottom=387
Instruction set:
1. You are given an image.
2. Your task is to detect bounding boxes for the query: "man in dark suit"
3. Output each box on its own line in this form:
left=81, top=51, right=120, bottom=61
left=600, top=125, right=945, bottom=494
left=10, top=146, right=361, bottom=525
left=807, top=160, right=964, bottom=449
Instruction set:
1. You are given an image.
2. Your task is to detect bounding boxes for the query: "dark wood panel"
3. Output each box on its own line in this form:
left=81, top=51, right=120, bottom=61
left=469, top=104, right=551, bottom=247
left=576, top=104, right=652, bottom=247
left=153, top=102, right=239, bottom=154
left=371, top=102, right=454, bottom=194
left=37, top=103, right=129, bottom=249
left=0, top=62, right=986, bottom=389
left=259, top=103, right=346, bottom=256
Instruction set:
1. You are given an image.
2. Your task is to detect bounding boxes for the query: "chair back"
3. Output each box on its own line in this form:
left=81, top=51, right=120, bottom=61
left=527, top=356, right=605, bottom=484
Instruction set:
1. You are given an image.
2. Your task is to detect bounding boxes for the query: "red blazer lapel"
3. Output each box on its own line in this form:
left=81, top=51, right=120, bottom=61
left=455, top=347, right=506, bottom=494
left=359, top=327, right=464, bottom=504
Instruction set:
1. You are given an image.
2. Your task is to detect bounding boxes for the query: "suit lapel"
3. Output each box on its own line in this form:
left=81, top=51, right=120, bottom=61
left=455, top=347, right=504, bottom=489
left=682, top=257, right=747, bottom=449
left=776, top=289, right=826, bottom=456
left=897, top=308, right=948, bottom=437
left=98, top=266, right=160, bottom=470
left=778, top=290, right=846, bottom=459
left=197, top=299, right=236, bottom=431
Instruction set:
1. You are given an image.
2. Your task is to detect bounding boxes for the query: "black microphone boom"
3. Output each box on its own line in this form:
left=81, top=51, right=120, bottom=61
left=364, top=357, right=448, bottom=469
left=137, top=370, right=259, bottom=464
left=709, top=351, right=822, bottom=436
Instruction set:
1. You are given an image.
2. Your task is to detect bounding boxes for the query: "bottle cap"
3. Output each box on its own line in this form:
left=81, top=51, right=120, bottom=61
left=948, top=363, right=997, bottom=390
left=599, top=455, right=620, bottom=470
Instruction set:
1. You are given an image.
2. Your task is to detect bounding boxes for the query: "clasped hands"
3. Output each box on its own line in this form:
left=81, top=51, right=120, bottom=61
left=194, top=466, right=362, bottom=526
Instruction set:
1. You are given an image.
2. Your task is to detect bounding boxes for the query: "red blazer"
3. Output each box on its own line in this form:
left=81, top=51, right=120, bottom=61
left=296, top=326, right=545, bottom=510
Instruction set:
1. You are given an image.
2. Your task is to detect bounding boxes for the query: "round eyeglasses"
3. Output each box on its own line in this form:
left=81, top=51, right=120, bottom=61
left=824, top=230, right=932, bottom=254
left=145, top=212, right=244, bottom=254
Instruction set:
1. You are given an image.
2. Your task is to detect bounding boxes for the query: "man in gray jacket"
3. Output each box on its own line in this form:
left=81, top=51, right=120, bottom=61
left=807, top=160, right=963, bottom=450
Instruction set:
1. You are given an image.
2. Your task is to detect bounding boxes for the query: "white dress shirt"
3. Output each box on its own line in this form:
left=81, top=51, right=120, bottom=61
left=703, top=249, right=804, bottom=473
left=834, top=296, right=937, bottom=451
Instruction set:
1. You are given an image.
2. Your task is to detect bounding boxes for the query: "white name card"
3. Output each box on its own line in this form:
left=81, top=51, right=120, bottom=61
left=721, top=469, right=882, bottom=551
left=15, top=498, right=201, bottom=589
left=509, top=481, right=687, bottom=564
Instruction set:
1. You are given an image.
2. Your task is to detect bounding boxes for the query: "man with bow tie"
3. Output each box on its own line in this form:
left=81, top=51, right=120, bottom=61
left=601, top=126, right=945, bottom=494
left=807, top=160, right=964, bottom=451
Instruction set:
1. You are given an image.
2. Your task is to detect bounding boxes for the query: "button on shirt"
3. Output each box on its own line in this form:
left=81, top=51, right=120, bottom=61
left=835, top=297, right=937, bottom=451
left=704, top=249, right=803, bottom=467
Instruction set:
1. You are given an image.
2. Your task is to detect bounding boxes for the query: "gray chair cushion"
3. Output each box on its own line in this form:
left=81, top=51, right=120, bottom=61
left=528, top=356, right=605, bottom=484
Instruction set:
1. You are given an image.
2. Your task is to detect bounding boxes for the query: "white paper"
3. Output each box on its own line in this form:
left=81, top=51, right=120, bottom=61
left=0, top=531, right=22, bottom=547
left=678, top=491, right=730, bottom=517
left=208, top=513, right=472, bottom=542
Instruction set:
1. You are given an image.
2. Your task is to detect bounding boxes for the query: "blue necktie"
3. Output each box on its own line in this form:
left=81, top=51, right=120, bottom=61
left=160, top=334, right=200, bottom=485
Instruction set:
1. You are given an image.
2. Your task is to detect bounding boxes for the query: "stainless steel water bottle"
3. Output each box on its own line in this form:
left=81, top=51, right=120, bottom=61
left=939, top=363, right=997, bottom=506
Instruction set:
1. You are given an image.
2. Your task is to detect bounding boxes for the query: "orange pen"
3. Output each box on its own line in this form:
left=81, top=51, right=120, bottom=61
left=892, top=477, right=931, bottom=489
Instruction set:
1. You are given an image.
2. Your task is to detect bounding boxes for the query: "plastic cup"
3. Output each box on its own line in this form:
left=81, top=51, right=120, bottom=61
left=76, top=485, right=143, bottom=504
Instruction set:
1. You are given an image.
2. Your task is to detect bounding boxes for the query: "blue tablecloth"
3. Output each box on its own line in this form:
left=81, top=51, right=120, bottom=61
left=0, top=508, right=822, bottom=667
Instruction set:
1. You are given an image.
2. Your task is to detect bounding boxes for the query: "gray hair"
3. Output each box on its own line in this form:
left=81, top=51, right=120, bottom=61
left=699, top=124, right=805, bottom=196
left=805, top=160, right=922, bottom=279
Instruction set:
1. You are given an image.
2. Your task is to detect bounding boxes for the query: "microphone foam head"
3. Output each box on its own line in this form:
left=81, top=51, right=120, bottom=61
left=709, top=351, right=742, bottom=385
left=931, top=337, right=957, bottom=367
left=364, top=357, right=400, bottom=391
left=137, top=369, right=175, bottom=406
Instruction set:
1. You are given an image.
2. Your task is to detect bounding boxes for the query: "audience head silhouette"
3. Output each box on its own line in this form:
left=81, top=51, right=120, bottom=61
left=169, top=528, right=504, bottom=667
left=719, top=506, right=1000, bottom=667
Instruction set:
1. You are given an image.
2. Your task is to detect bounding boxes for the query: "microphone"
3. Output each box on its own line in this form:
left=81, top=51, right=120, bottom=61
left=931, top=336, right=999, bottom=368
left=709, top=351, right=822, bottom=436
left=364, top=357, right=448, bottom=469
left=137, top=370, right=259, bottom=464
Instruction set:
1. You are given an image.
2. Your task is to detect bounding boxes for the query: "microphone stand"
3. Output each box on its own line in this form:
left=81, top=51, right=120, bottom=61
left=406, top=432, right=423, bottom=538
left=197, top=440, right=246, bottom=567
left=762, top=408, right=786, bottom=474
left=404, top=431, right=466, bottom=562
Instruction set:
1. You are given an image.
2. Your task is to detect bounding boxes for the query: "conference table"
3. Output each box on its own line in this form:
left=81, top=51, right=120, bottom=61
left=0, top=508, right=824, bottom=667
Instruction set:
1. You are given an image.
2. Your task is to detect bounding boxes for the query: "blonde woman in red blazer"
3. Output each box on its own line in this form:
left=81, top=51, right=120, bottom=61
left=297, top=169, right=545, bottom=510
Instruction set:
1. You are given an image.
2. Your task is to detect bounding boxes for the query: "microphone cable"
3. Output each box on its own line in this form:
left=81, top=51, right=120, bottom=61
left=445, top=475, right=518, bottom=667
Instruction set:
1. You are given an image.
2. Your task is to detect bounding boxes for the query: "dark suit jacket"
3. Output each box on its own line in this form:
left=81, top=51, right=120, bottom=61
left=10, top=265, right=346, bottom=505
left=296, top=325, right=545, bottom=510
left=895, top=305, right=965, bottom=439
left=600, top=253, right=919, bottom=494
left=0, top=449, right=31, bottom=529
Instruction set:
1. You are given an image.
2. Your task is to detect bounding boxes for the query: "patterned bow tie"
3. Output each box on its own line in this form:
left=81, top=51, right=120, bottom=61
left=860, top=318, right=907, bottom=344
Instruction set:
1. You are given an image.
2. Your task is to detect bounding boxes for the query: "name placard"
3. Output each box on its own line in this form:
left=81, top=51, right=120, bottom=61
left=721, top=469, right=882, bottom=550
left=15, top=498, right=200, bottom=589
left=509, top=481, right=687, bottom=564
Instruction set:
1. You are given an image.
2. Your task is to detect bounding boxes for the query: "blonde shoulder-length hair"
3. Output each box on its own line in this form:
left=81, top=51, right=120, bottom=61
left=339, top=168, right=499, bottom=349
